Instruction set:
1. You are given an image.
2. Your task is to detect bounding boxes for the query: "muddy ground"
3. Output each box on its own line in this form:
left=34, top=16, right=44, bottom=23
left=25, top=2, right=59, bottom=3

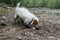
left=0, top=7, right=60, bottom=40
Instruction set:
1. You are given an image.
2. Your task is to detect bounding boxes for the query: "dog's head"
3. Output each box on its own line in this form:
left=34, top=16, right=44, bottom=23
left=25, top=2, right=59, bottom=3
left=30, top=18, right=39, bottom=28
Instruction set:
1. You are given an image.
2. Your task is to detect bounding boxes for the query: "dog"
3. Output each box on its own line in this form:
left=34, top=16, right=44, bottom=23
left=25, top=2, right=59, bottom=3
left=14, top=3, right=39, bottom=29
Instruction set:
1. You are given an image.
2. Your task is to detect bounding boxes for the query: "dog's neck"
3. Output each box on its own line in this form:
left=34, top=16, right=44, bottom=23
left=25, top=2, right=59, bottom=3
left=29, top=19, right=33, bottom=25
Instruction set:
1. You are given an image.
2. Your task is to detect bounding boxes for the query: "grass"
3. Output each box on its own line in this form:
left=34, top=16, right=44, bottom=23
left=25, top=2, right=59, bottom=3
left=34, top=11, right=44, bottom=15
left=0, top=8, right=15, bottom=14
left=0, top=8, right=8, bottom=14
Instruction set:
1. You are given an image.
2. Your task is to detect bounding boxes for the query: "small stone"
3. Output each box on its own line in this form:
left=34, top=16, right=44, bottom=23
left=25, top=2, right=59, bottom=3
left=2, top=16, right=7, bottom=20
left=47, top=36, right=55, bottom=40
left=16, top=36, right=22, bottom=40
left=0, top=16, right=7, bottom=26
left=0, top=23, right=6, bottom=26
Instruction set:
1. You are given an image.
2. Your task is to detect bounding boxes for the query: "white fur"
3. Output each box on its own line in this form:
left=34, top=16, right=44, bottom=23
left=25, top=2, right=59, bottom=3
left=14, top=3, right=39, bottom=25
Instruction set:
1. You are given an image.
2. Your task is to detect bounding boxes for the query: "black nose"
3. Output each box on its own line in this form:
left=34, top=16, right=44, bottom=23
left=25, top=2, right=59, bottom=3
left=36, top=27, right=40, bottom=30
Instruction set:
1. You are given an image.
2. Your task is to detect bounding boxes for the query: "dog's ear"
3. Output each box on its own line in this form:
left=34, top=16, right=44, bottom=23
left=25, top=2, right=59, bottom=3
left=32, top=20, right=38, bottom=25
left=31, top=20, right=38, bottom=27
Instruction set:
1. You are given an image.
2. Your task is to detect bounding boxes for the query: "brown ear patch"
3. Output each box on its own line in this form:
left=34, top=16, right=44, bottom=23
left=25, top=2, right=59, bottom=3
left=32, top=20, right=38, bottom=26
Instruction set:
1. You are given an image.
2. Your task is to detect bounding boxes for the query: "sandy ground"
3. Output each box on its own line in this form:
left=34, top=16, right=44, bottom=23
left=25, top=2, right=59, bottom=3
left=0, top=7, right=60, bottom=40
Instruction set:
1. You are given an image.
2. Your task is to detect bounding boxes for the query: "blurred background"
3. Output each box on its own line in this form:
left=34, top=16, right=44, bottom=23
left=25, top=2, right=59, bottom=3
left=0, top=0, right=60, bottom=9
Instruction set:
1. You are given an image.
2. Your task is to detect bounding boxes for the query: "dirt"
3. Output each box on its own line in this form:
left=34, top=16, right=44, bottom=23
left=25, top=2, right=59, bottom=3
left=0, top=7, right=60, bottom=40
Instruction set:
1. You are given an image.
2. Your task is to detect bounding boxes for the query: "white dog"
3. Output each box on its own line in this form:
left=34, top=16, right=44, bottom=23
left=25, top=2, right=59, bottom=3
left=14, top=3, right=39, bottom=29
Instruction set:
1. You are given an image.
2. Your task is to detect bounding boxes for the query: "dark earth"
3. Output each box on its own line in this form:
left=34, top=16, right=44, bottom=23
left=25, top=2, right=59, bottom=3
left=0, top=6, right=60, bottom=40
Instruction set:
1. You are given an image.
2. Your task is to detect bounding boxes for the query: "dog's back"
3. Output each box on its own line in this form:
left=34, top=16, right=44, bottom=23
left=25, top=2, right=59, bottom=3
left=15, top=4, right=37, bottom=23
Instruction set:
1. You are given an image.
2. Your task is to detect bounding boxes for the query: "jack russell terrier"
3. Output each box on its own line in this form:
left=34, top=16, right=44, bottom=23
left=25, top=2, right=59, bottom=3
left=14, top=3, right=39, bottom=29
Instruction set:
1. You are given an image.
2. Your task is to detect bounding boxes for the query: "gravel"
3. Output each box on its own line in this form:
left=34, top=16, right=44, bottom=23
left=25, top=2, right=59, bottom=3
left=0, top=7, right=60, bottom=40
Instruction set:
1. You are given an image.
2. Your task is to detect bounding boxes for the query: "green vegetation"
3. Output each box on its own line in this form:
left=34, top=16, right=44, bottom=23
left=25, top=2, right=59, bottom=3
left=0, top=8, right=9, bottom=14
left=0, top=8, right=14, bottom=14
left=0, top=0, right=60, bottom=8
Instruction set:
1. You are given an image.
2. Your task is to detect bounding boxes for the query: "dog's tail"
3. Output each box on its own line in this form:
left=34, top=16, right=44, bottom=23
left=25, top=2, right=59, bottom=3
left=16, top=3, right=20, bottom=8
